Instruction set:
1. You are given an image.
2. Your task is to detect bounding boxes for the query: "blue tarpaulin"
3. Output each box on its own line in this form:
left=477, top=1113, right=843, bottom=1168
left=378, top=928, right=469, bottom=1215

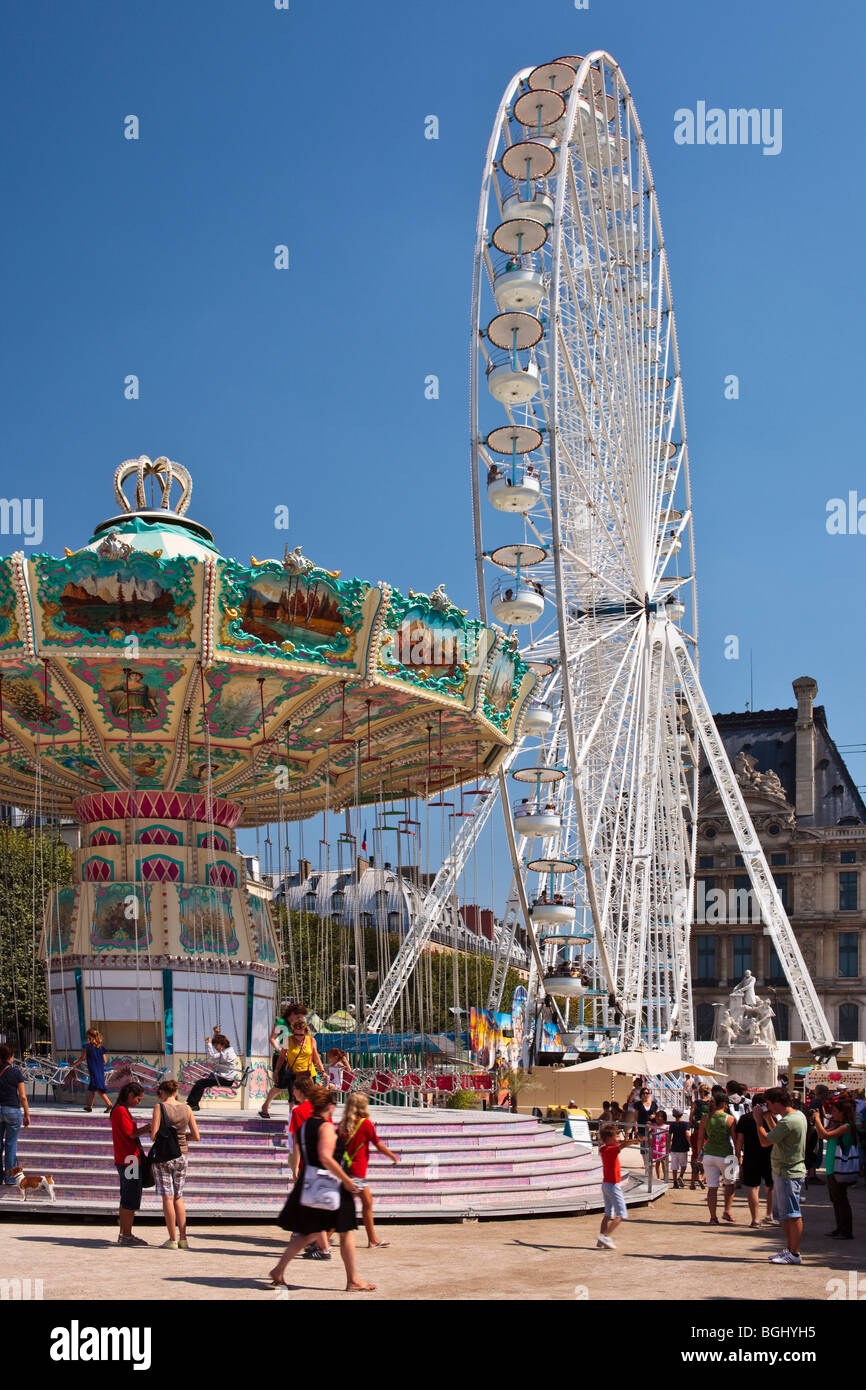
left=312, top=1032, right=466, bottom=1053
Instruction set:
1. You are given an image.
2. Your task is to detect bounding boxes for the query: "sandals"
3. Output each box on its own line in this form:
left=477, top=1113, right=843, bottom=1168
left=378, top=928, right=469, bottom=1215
left=258, top=1108, right=271, bottom=1119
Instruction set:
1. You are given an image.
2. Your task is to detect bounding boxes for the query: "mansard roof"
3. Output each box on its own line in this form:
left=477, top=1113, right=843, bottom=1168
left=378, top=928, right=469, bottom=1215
left=706, top=704, right=866, bottom=829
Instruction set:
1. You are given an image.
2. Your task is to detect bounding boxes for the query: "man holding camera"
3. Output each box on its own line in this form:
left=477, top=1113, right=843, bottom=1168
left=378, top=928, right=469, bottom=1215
left=754, top=1087, right=807, bottom=1265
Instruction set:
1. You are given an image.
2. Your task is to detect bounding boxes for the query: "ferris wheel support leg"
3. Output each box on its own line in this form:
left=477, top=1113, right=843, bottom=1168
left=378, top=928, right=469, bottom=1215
left=617, top=623, right=666, bottom=1047
left=487, top=899, right=520, bottom=1011
left=496, top=766, right=550, bottom=985
left=522, top=956, right=539, bottom=1072
left=365, top=747, right=530, bottom=1033
left=667, top=628, right=835, bottom=1054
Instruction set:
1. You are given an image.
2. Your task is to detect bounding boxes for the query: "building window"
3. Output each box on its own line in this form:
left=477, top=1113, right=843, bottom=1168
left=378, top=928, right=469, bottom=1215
left=841, top=850, right=856, bottom=864
left=734, top=854, right=744, bottom=867
left=839, top=932, right=859, bottom=979
left=360, top=912, right=373, bottom=928
left=732, top=934, right=752, bottom=978
left=774, top=1001, right=790, bottom=1040
left=695, top=1002, right=714, bottom=1040
left=838, top=1002, right=859, bottom=1043
left=696, top=935, right=716, bottom=982
left=304, top=893, right=317, bottom=913
left=387, top=910, right=401, bottom=932
left=768, top=943, right=786, bottom=982
left=768, top=824, right=781, bottom=836
left=699, top=855, right=714, bottom=870
left=773, top=874, right=790, bottom=912
left=732, top=875, right=754, bottom=923
left=705, top=827, right=716, bottom=840
left=331, top=891, right=345, bottom=914
left=839, top=872, right=858, bottom=912
left=770, top=852, right=787, bottom=866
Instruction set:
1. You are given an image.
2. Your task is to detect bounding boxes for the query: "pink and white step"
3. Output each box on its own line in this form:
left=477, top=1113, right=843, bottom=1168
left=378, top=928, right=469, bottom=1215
left=4, top=1106, right=660, bottom=1219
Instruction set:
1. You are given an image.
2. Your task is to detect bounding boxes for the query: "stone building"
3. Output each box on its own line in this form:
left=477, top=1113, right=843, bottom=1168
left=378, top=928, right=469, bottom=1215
left=692, top=676, right=865, bottom=1046
left=275, top=856, right=529, bottom=967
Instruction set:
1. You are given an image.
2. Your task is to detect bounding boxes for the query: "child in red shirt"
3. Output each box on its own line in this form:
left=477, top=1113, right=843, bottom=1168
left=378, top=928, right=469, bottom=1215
left=597, top=1121, right=640, bottom=1250
left=338, top=1093, right=399, bottom=1248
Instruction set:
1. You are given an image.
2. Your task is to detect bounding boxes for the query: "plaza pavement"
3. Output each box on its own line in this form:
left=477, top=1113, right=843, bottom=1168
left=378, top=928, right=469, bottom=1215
left=0, top=1175, right=863, bottom=1301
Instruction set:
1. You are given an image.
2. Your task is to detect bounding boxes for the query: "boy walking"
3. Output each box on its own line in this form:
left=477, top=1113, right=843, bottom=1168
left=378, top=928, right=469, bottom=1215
left=597, top=1121, right=640, bottom=1249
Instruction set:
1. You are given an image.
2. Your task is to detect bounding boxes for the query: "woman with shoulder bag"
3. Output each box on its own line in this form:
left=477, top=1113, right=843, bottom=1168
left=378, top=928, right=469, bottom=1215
left=813, top=1095, right=860, bottom=1240
left=268, top=1084, right=375, bottom=1293
left=149, top=1078, right=200, bottom=1249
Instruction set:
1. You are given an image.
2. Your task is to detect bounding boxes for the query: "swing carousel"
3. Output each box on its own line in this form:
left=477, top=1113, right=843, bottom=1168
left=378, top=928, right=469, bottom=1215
left=0, top=455, right=536, bottom=1102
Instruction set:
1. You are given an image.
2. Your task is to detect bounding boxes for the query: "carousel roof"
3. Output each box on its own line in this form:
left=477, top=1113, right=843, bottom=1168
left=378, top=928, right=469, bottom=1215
left=0, top=456, right=536, bottom=826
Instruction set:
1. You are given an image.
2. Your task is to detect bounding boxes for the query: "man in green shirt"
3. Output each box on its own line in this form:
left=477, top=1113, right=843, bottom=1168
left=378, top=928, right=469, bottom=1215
left=755, top=1087, right=807, bottom=1265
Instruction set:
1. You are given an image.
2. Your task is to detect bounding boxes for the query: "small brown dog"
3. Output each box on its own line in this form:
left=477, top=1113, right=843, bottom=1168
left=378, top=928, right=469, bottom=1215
left=6, top=1168, right=56, bottom=1202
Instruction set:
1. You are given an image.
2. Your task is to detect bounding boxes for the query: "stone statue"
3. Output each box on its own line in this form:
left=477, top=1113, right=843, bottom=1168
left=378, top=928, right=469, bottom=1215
left=748, top=998, right=776, bottom=1047
left=714, top=971, right=778, bottom=1087
left=733, top=751, right=760, bottom=786
left=730, top=969, right=758, bottom=1008
left=756, top=768, right=785, bottom=799
left=718, top=1009, right=738, bottom=1047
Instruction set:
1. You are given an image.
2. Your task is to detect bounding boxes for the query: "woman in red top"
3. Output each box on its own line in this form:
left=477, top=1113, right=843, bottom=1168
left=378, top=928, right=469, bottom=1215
left=337, top=1093, right=399, bottom=1248
left=110, top=1081, right=150, bottom=1247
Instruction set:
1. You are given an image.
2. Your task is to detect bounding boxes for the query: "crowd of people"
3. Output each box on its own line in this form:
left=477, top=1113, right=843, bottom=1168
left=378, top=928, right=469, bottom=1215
left=593, top=1073, right=864, bottom=1263
left=4, top=1015, right=864, bottom=1288
left=98, top=1001, right=399, bottom=1290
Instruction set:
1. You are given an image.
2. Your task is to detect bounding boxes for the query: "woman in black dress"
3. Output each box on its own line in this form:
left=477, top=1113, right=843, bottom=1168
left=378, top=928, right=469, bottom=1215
left=268, top=1085, right=375, bottom=1293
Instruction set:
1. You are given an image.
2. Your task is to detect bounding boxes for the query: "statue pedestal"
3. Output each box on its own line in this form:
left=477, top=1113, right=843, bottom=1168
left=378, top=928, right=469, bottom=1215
left=714, top=1047, right=778, bottom=1091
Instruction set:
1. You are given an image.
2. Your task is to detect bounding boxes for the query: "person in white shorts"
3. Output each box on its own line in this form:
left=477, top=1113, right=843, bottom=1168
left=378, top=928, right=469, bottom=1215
left=597, top=1122, right=641, bottom=1249
left=696, top=1094, right=738, bottom=1224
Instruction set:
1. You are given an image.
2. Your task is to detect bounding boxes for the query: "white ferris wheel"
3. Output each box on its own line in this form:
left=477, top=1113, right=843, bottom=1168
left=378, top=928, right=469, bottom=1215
left=369, top=51, right=835, bottom=1062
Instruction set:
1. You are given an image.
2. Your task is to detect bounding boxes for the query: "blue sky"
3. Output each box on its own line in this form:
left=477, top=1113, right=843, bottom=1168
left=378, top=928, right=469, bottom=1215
left=2, top=0, right=865, bottom=839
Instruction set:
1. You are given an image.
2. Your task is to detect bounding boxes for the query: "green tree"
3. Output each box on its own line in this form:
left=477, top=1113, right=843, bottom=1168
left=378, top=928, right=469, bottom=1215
left=0, top=826, right=73, bottom=1047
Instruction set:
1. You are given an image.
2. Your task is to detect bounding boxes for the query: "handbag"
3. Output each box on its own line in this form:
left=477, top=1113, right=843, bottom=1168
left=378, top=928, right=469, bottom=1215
left=834, top=1135, right=860, bottom=1183
left=140, top=1145, right=156, bottom=1188
left=298, top=1121, right=342, bottom=1211
left=149, top=1102, right=181, bottom=1165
